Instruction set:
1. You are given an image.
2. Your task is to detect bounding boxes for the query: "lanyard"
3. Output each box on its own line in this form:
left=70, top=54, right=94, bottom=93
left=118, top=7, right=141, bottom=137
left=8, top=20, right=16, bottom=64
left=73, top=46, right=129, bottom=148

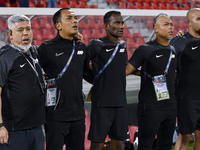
left=9, top=43, right=44, bottom=94
left=96, top=42, right=120, bottom=78
left=164, top=45, right=173, bottom=74
left=144, top=46, right=173, bottom=78
left=57, top=39, right=75, bottom=79
left=9, top=43, right=41, bottom=69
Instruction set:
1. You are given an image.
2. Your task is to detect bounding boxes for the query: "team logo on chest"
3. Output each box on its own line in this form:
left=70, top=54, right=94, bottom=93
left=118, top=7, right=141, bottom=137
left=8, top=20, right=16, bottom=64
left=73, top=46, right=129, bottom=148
left=191, top=46, right=198, bottom=50
left=106, top=48, right=113, bottom=52
left=119, top=48, right=125, bottom=53
left=156, top=54, right=163, bottom=58
left=77, top=50, right=84, bottom=55
left=20, top=63, right=26, bottom=68
left=55, top=52, right=64, bottom=57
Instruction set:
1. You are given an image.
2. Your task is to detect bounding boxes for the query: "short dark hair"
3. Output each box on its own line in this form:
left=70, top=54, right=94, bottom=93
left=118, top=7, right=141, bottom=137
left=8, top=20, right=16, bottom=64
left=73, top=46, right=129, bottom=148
left=104, top=11, right=121, bottom=24
left=53, top=8, right=70, bottom=26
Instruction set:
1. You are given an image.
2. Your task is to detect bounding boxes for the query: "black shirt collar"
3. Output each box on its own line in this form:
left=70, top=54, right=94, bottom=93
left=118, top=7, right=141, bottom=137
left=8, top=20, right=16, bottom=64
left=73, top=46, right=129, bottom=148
left=54, top=33, right=75, bottom=43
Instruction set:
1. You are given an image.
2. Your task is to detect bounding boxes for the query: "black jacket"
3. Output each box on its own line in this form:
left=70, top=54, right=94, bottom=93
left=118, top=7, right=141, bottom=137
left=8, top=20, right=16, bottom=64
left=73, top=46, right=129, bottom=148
left=38, top=34, right=93, bottom=121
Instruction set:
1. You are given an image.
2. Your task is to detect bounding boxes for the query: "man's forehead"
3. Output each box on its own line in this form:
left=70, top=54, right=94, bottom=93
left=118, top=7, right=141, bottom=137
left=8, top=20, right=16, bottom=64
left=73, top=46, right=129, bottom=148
left=157, top=16, right=171, bottom=23
left=110, top=14, right=123, bottom=21
left=61, top=9, right=75, bottom=16
left=193, top=10, right=200, bottom=18
left=15, top=21, right=31, bottom=28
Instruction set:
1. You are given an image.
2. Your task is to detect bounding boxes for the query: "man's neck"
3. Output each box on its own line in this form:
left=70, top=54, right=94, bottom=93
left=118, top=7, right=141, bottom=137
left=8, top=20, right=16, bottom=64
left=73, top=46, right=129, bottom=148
left=155, top=37, right=169, bottom=46
left=106, top=35, right=119, bottom=43
left=59, top=32, right=74, bottom=40
left=188, top=29, right=200, bottom=38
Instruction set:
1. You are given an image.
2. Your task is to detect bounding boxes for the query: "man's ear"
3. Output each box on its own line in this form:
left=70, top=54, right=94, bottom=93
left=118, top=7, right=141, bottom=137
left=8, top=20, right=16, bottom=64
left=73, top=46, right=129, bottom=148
left=104, top=23, right=108, bottom=32
left=154, top=26, right=158, bottom=33
left=188, top=20, right=192, bottom=28
left=56, top=22, right=61, bottom=31
left=9, top=30, right=13, bottom=40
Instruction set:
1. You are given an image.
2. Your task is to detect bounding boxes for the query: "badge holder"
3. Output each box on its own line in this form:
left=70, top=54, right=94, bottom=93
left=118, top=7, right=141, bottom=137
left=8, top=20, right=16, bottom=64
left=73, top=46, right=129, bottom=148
left=45, top=39, right=76, bottom=107
left=46, top=78, right=57, bottom=106
left=144, top=46, right=173, bottom=101
left=152, top=75, right=170, bottom=101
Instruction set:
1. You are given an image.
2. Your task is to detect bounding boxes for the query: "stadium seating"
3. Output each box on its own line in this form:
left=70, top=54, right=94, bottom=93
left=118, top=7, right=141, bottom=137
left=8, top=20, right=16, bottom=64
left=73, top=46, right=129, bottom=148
left=2, top=0, right=200, bottom=9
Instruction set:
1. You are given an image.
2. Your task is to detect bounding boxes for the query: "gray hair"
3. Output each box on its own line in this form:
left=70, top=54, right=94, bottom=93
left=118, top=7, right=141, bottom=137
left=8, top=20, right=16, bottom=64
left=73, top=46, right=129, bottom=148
left=7, top=14, right=30, bottom=30
left=153, top=13, right=170, bottom=28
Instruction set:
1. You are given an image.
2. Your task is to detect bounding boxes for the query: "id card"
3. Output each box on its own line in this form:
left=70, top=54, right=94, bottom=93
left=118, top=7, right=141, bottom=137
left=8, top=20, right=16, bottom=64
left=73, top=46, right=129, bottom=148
left=46, top=78, right=57, bottom=106
left=152, top=75, right=170, bottom=101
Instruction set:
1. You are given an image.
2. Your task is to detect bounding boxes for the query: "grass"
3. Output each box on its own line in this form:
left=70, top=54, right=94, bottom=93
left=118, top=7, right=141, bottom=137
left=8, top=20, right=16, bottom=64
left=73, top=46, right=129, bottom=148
left=171, top=140, right=194, bottom=150
left=152, top=140, right=194, bottom=150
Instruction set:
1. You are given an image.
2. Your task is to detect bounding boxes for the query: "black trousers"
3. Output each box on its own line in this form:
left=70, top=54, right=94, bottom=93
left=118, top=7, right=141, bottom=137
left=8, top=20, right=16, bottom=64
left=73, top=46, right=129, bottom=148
left=45, top=119, right=85, bottom=150
left=138, top=109, right=176, bottom=150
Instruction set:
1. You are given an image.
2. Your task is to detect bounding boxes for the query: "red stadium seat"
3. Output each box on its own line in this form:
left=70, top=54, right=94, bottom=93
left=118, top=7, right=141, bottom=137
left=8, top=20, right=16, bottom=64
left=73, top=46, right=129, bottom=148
left=127, top=3, right=137, bottom=9
left=29, top=0, right=35, bottom=7
left=35, top=0, right=46, bottom=7
left=79, top=1, right=89, bottom=8
left=164, top=3, right=173, bottom=9
left=133, top=33, right=145, bottom=45
left=157, top=3, right=166, bottom=9
left=88, top=18, right=97, bottom=29
left=10, top=1, right=19, bottom=7
left=40, top=20, right=52, bottom=30
left=128, top=125, right=138, bottom=144
left=92, top=28, right=102, bottom=39
left=69, top=1, right=79, bottom=8
left=60, top=1, right=69, bottom=8
left=141, top=2, right=151, bottom=9
left=163, top=0, right=170, bottom=3
left=42, top=29, right=54, bottom=40
left=89, top=4, right=98, bottom=8
left=118, top=1, right=126, bottom=8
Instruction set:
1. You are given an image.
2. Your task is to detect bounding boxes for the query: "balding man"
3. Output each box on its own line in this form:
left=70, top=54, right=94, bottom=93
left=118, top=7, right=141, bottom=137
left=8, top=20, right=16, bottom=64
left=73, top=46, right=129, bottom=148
left=126, top=13, right=177, bottom=150
left=170, top=8, right=200, bottom=150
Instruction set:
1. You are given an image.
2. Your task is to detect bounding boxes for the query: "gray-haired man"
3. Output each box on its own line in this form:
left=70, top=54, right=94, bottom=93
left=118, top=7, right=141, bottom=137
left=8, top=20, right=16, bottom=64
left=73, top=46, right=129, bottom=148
left=0, top=14, right=45, bottom=150
left=126, top=13, right=177, bottom=150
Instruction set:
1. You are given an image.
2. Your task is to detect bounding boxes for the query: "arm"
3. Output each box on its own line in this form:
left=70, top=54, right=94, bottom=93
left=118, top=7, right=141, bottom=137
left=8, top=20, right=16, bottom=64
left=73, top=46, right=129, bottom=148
left=0, top=87, right=8, bottom=144
left=126, top=62, right=137, bottom=76
left=83, top=46, right=94, bottom=84
left=132, top=69, right=141, bottom=76
left=175, top=71, right=177, bottom=79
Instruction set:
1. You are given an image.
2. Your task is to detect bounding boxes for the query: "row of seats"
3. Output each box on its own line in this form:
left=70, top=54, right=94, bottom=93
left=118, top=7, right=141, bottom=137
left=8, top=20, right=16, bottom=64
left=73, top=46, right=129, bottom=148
left=5, top=0, right=98, bottom=8
left=107, top=0, right=200, bottom=10
left=4, top=0, right=200, bottom=9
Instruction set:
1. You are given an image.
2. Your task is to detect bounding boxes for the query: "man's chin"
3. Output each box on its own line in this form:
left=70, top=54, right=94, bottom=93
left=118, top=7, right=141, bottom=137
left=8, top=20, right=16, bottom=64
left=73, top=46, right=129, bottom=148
left=18, top=43, right=31, bottom=51
left=167, top=36, right=173, bottom=40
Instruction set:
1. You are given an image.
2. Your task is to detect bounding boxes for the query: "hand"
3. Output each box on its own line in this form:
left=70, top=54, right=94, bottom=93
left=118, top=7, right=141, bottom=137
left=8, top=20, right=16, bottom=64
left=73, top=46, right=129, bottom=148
left=44, top=73, right=48, bottom=83
left=74, top=32, right=83, bottom=43
left=175, top=30, right=184, bottom=37
left=0, top=126, right=8, bottom=144
left=89, top=61, right=92, bottom=70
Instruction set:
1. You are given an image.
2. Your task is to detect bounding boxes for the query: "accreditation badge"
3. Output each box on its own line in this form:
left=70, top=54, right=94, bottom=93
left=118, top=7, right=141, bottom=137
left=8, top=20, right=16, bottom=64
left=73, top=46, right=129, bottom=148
left=152, top=75, right=170, bottom=101
left=46, top=78, right=57, bottom=106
